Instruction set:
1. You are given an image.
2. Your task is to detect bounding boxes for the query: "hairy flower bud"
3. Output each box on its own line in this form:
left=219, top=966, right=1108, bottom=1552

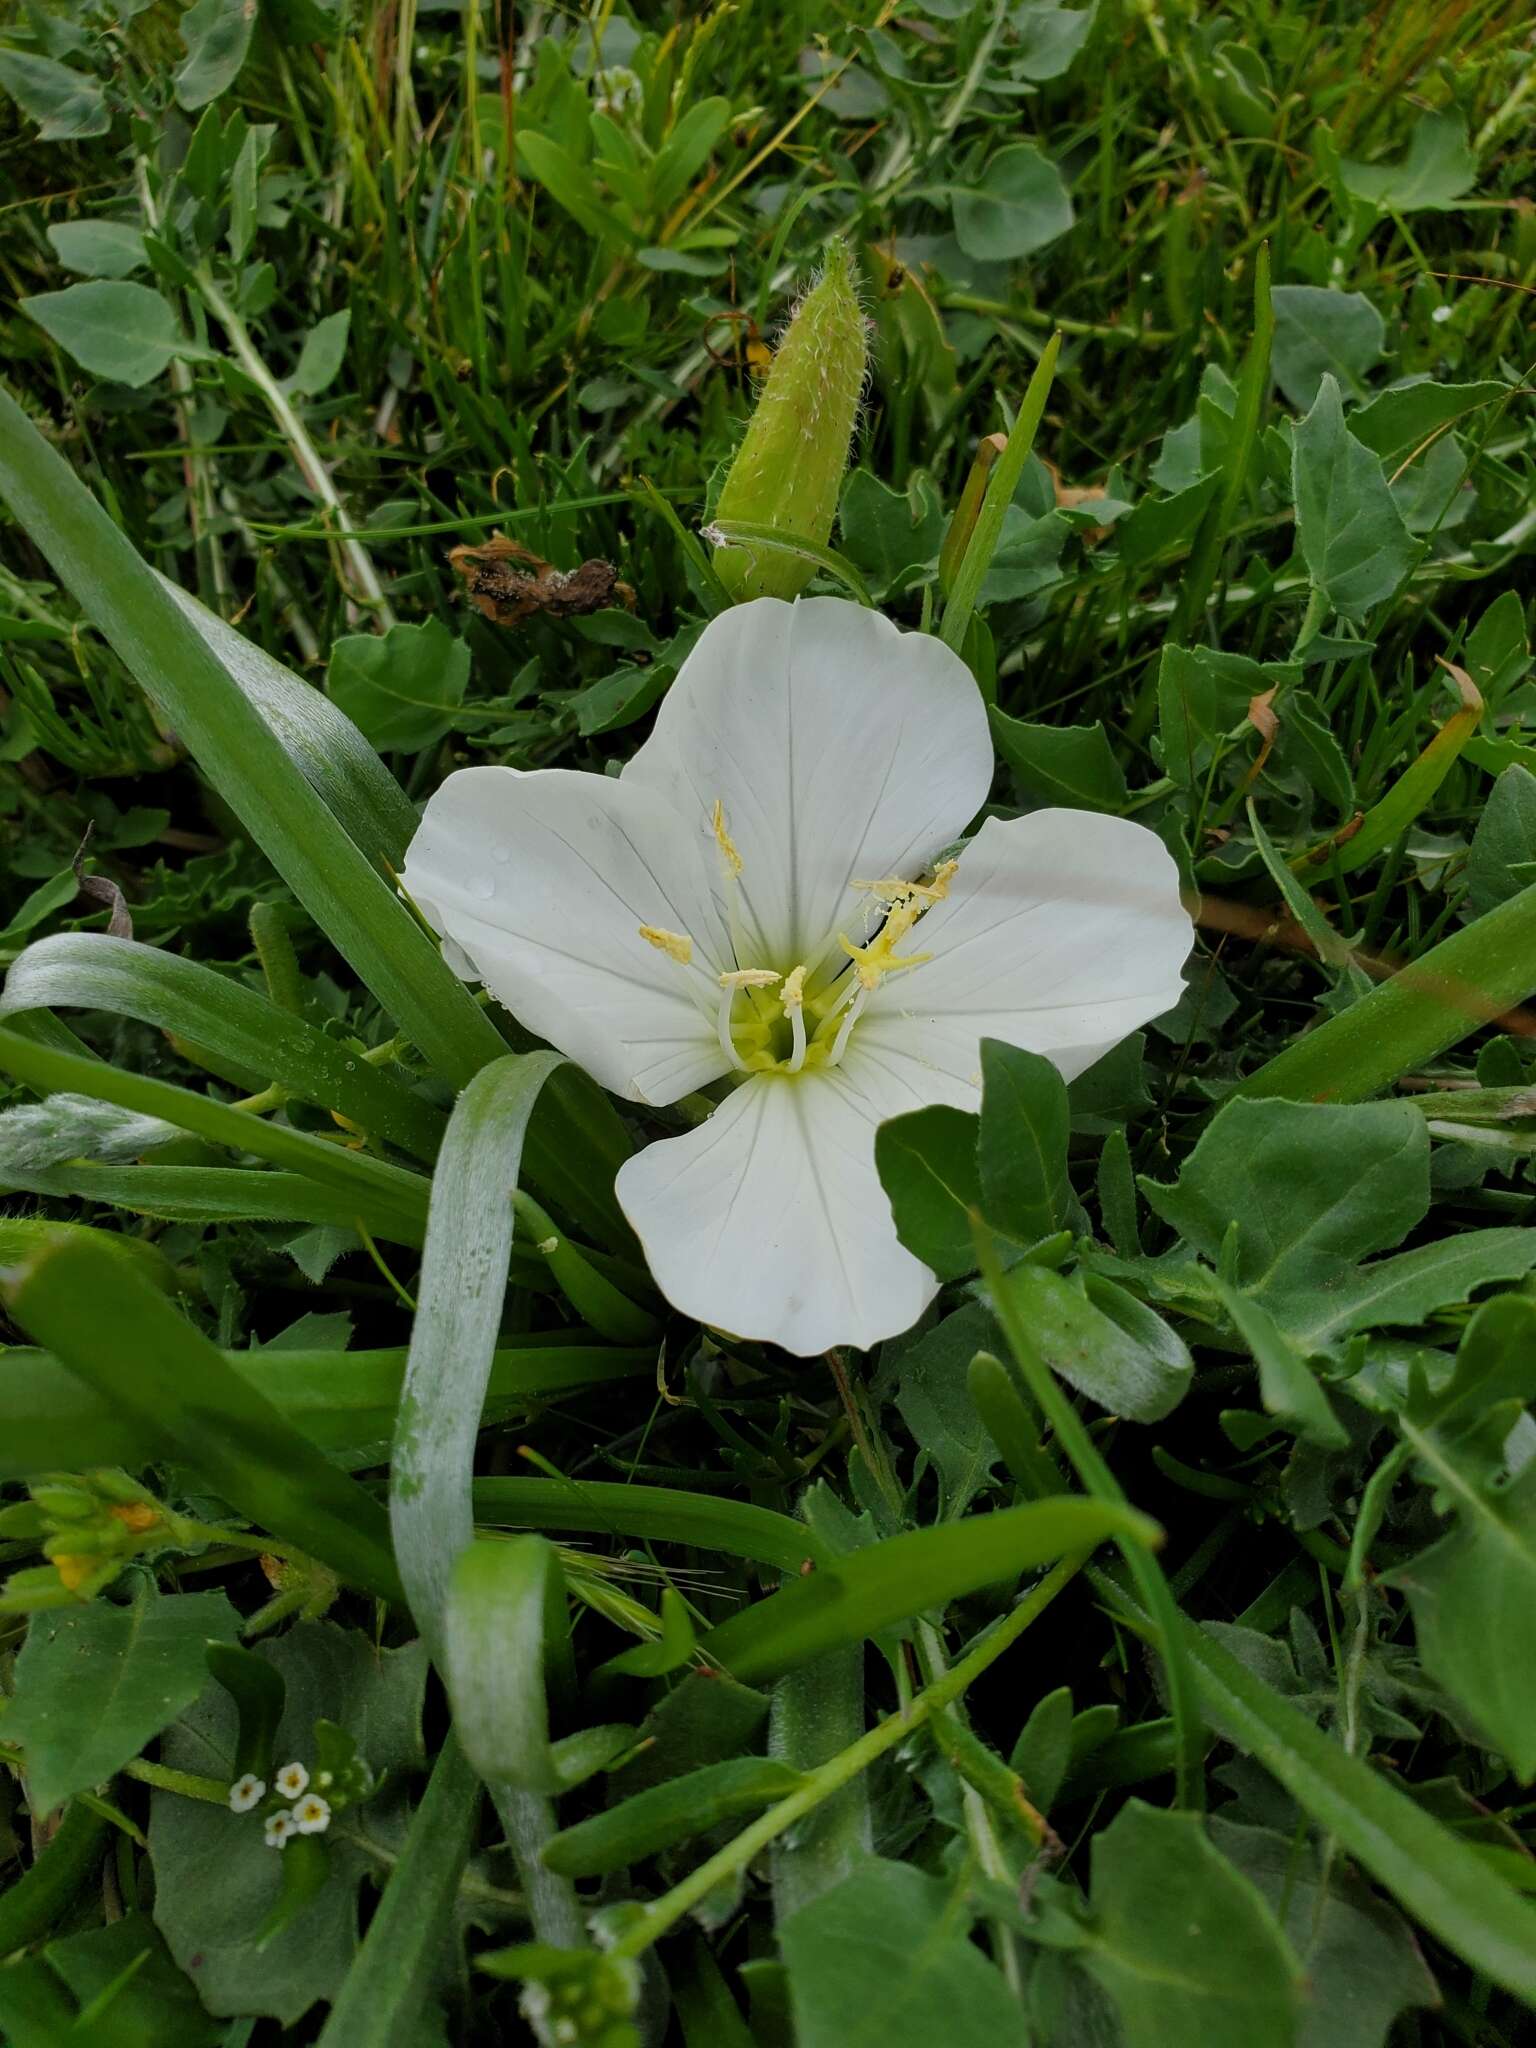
left=711, top=241, right=868, bottom=602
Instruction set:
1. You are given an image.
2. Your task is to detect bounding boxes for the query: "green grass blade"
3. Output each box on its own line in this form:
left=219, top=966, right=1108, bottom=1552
left=1235, top=880, right=1536, bottom=1103
left=696, top=1497, right=1152, bottom=1685
left=470, top=1477, right=826, bottom=1573
left=0, top=1023, right=430, bottom=1239
left=0, top=1231, right=403, bottom=1602
left=0, top=382, right=503, bottom=1088
left=315, top=1733, right=481, bottom=2048
left=0, top=1336, right=652, bottom=1480
left=390, top=1051, right=566, bottom=1656
left=2, top=934, right=445, bottom=1160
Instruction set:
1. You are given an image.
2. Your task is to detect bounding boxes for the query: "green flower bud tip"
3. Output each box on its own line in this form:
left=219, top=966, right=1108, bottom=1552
left=711, top=240, right=869, bottom=603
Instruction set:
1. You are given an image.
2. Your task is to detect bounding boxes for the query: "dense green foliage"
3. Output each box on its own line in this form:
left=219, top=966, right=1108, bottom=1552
left=2, top=0, right=1536, bottom=2041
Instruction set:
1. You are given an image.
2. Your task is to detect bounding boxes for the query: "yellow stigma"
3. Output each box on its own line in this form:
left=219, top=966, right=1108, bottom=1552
left=781, top=964, right=807, bottom=1009
left=719, top=967, right=781, bottom=989
left=711, top=800, right=743, bottom=878
left=638, top=924, right=693, bottom=964
left=839, top=897, right=930, bottom=989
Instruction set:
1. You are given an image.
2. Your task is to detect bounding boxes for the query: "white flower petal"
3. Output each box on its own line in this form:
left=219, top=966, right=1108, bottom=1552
left=402, top=765, right=732, bottom=1106
left=859, top=810, right=1193, bottom=1089
left=622, top=598, right=992, bottom=966
left=616, top=1060, right=941, bottom=1356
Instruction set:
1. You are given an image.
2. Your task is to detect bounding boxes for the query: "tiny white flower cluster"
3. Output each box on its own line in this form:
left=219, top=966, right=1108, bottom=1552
left=227, top=1759, right=334, bottom=1848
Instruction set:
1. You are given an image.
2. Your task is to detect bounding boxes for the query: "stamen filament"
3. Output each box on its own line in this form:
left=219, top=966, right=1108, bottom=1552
left=782, top=964, right=808, bottom=1074
left=827, top=989, right=867, bottom=1068
left=716, top=984, right=747, bottom=1072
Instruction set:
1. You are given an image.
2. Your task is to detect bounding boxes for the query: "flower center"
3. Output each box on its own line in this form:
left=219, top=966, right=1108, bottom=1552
left=638, top=806, right=959, bottom=1082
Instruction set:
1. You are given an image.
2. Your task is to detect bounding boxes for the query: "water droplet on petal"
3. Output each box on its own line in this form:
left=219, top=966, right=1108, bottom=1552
left=471, top=875, right=495, bottom=901
left=491, top=844, right=512, bottom=866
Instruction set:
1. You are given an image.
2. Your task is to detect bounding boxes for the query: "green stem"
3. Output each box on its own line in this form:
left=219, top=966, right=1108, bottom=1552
left=122, top=1759, right=228, bottom=1803
left=972, top=1224, right=1204, bottom=1811
left=610, top=1550, right=1089, bottom=1962
left=191, top=268, right=394, bottom=624
left=491, top=1784, right=586, bottom=1948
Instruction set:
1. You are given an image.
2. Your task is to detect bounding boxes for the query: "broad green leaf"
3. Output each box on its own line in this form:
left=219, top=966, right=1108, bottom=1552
left=1003, top=1264, right=1192, bottom=1422
left=893, top=1303, right=1000, bottom=1517
left=1465, top=766, right=1536, bottom=918
left=1117, top=472, right=1220, bottom=566
left=612, top=1671, right=770, bottom=1796
left=837, top=469, right=944, bottom=598
left=1012, top=3, right=1094, bottom=79
left=0, top=386, right=504, bottom=1091
left=1210, top=1819, right=1440, bottom=2048
left=516, top=129, right=637, bottom=245
left=1340, top=111, right=1478, bottom=214
left=874, top=1103, right=981, bottom=1281
left=21, top=282, right=182, bottom=388
left=1141, top=1096, right=1536, bottom=1350
left=289, top=308, right=351, bottom=397
left=1292, top=375, right=1416, bottom=623
left=697, top=1496, right=1153, bottom=1684
left=1, top=933, right=445, bottom=1161
left=782, top=1861, right=1023, bottom=2048
left=391, top=1053, right=565, bottom=1656
left=1392, top=1296, right=1536, bottom=1777
left=6, top=1589, right=240, bottom=1815
left=1350, top=378, right=1508, bottom=464
left=952, top=142, right=1073, bottom=261
left=315, top=1736, right=481, bottom=2048
left=978, top=1039, right=1071, bottom=1245
left=989, top=711, right=1127, bottom=812
left=1270, top=287, right=1383, bottom=410
left=174, top=0, right=259, bottom=109
left=1463, top=589, right=1530, bottom=709
left=1217, top=1282, right=1346, bottom=1448
left=326, top=615, right=470, bottom=755
left=977, top=504, right=1072, bottom=605
left=0, top=1230, right=403, bottom=1602
left=151, top=1624, right=428, bottom=2023
left=1156, top=644, right=1266, bottom=790
left=543, top=1758, right=802, bottom=1878
left=1080, top=1801, right=1305, bottom=2047
left=650, top=95, right=732, bottom=213
left=42, top=1915, right=221, bottom=2046
left=0, top=50, right=108, bottom=139
left=1009, top=1684, right=1074, bottom=1809
left=46, top=219, right=148, bottom=278
left=444, top=1538, right=566, bottom=1793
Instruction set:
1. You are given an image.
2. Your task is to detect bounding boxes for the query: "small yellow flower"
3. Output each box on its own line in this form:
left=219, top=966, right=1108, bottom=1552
left=292, top=1792, right=331, bottom=1835
left=274, top=1761, right=309, bottom=1800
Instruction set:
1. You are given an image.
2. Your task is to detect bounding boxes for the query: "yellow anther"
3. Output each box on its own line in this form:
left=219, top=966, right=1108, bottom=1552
left=719, top=967, right=781, bottom=989
left=781, top=964, right=807, bottom=1009
left=638, top=924, right=693, bottom=964
left=851, top=858, right=959, bottom=908
left=711, top=800, right=743, bottom=878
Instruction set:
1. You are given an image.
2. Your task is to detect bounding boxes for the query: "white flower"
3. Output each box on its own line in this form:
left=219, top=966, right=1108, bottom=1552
left=403, top=598, right=1192, bottom=1354
left=264, top=1810, right=295, bottom=1848
left=228, top=1773, right=266, bottom=1813
left=291, top=1792, right=331, bottom=1835
left=274, top=1761, right=309, bottom=1800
